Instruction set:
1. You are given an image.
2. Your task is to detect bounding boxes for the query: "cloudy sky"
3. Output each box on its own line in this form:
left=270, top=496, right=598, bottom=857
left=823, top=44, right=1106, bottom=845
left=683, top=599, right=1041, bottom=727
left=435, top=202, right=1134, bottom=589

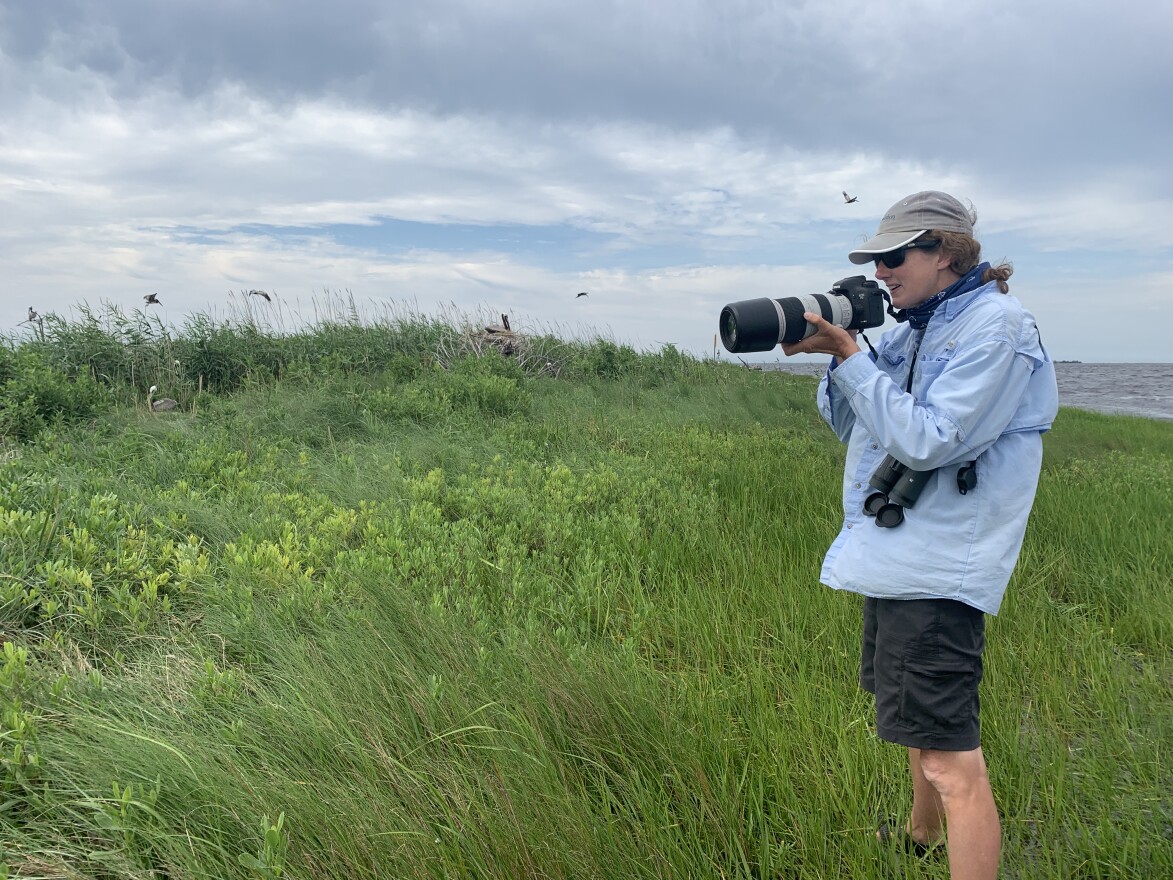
left=3, top=0, right=1170, bottom=363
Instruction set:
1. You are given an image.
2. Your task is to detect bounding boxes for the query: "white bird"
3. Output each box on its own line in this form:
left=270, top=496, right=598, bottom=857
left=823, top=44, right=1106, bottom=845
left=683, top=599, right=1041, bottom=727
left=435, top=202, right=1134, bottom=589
left=147, top=385, right=179, bottom=412
left=27, top=307, right=38, bottom=322
left=842, top=191, right=859, bottom=204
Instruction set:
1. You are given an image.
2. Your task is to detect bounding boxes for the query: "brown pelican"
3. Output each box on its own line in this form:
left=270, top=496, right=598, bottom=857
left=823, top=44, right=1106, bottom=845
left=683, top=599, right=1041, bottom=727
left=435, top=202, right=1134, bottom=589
left=144, top=293, right=161, bottom=305
left=842, top=191, right=859, bottom=204
left=147, top=385, right=178, bottom=412
left=247, top=289, right=272, bottom=302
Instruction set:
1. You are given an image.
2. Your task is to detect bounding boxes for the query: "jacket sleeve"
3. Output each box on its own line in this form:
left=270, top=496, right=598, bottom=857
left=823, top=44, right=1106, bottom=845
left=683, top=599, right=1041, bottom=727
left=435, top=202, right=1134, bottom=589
left=818, top=358, right=856, bottom=442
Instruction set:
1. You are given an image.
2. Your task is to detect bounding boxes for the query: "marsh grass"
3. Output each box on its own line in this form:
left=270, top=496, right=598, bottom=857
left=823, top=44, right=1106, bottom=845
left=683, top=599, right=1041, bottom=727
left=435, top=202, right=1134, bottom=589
left=1, top=302, right=1170, bottom=878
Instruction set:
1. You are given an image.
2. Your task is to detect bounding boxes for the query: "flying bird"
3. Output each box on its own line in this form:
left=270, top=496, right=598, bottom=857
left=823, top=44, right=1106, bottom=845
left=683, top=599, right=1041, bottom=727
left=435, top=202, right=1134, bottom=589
left=576, top=291, right=589, bottom=298
left=147, top=385, right=179, bottom=412
left=247, top=289, right=271, bottom=302
left=144, top=293, right=161, bottom=305
left=842, top=191, right=859, bottom=204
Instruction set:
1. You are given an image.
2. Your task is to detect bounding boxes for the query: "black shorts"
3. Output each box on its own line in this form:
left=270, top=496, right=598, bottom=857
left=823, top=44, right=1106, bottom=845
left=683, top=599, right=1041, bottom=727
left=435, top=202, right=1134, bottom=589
left=861, top=596, right=986, bottom=751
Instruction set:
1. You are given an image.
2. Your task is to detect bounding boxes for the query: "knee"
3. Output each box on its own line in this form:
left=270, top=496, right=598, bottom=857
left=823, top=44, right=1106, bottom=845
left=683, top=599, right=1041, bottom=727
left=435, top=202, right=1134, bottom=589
left=919, top=748, right=989, bottom=801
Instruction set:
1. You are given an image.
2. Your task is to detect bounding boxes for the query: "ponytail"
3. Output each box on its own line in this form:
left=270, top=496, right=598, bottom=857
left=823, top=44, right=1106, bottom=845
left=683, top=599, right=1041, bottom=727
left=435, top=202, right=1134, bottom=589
left=982, top=263, right=1013, bottom=294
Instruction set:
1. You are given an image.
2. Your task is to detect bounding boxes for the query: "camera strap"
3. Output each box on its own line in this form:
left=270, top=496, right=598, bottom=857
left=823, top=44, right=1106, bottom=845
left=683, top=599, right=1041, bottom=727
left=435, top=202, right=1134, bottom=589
left=858, top=331, right=878, bottom=358
left=900, top=328, right=975, bottom=497
left=905, top=329, right=925, bottom=393
left=901, top=328, right=978, bottom=495
left=858, top=289, right=903, bottom=358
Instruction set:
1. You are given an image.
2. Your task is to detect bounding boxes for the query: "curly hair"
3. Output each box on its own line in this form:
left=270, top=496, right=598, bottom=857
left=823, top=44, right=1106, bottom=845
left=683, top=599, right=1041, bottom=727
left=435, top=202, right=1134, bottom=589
left=928, top=229, right=1012, bottom=293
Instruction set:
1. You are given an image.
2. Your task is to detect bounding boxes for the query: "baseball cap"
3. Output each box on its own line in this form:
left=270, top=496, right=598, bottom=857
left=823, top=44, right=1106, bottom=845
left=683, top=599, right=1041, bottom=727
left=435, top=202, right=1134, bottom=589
left=848, top=191, right=975, bottom=265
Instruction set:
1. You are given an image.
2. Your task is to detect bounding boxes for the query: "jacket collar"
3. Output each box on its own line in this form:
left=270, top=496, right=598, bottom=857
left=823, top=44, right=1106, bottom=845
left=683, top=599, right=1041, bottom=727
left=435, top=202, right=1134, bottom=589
left=939, top=278, right=1000, bottom=322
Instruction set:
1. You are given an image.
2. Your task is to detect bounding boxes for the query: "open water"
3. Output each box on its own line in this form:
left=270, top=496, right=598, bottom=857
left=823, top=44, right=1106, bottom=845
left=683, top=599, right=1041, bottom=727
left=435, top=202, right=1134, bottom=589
left=758, top=361, right=1173, bottom=422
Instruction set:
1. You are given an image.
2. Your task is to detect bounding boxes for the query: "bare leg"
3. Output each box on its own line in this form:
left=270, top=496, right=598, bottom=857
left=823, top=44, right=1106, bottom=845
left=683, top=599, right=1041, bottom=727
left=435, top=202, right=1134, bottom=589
left=918, top=746, right=1001, bottom=880
left=908, top=747, right=946, bottom=845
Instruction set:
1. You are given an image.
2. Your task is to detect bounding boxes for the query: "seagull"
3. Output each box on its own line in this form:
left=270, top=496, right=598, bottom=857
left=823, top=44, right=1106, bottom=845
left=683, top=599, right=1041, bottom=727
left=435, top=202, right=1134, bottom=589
left=27, top=307, right=38, bottom=322
left=842, top=191, right=859, bottom=204
left=144, top=293, right=161, bottom=305
left=576, top=291, right=589, bottom=298
left=247, top=289, right=272, bottom=302
left=147, top=385, right=179, bottom=412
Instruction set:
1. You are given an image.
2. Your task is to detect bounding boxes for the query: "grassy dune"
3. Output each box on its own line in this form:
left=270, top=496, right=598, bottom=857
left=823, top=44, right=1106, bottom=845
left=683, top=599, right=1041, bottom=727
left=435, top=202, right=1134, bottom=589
left=1, top=303, right=1170, bottom=878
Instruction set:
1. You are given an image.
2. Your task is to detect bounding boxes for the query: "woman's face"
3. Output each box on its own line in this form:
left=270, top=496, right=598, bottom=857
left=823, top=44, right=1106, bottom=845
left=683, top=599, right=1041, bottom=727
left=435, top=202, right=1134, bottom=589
left=873, top=246, right=956, bottom=310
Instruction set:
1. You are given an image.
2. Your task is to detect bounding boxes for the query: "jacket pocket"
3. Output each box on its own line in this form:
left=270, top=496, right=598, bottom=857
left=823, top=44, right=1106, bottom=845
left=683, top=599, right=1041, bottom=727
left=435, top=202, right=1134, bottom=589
left=913, top=342, right=958, bottom=384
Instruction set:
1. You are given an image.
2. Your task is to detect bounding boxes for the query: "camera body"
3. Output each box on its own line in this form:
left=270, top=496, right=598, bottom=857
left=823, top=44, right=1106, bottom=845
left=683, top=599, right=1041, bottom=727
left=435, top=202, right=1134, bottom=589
left=719, top=275, right=888, bottom=354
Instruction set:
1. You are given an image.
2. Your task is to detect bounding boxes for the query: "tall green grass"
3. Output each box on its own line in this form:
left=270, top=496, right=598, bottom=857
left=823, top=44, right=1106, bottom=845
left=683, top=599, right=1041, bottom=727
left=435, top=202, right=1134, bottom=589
left=1, top=302, right=1170, bottom=878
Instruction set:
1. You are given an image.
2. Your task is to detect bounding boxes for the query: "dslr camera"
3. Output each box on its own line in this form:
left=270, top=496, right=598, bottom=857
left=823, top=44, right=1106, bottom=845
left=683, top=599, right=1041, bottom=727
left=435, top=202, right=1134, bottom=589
left=719, top=275, right=888, bottom=353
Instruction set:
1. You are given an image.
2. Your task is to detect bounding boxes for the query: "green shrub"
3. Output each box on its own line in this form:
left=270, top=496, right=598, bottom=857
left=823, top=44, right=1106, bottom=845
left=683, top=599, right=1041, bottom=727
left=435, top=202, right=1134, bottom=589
left=572, top=340, right=641, bottom=379
left=0, top=352, right=109, bottom=441
left=367, top=357, right=530, bottom=424
left=0, top=345, right=16, bottom=385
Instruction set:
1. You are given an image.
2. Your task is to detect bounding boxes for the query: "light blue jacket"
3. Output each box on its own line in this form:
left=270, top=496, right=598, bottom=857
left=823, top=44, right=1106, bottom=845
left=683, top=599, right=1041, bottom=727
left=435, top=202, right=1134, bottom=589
left=817, top=281, right=1059, bottom=614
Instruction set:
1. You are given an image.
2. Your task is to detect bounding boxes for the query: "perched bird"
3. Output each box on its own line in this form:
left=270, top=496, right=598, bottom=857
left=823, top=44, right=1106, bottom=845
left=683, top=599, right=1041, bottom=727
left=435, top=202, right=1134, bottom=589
left=247, top=289, right=271, bottom=302
left=144, top=293, right=161, bottom=305
left=484, top=313, right=512, bottom=334
left=147, top=385, right=178, bottom=412
left=576, top=291, right=589, bottom=298
left=27, top=307, right=38, bottom=322
left=842, top=191, right=859, bottom=204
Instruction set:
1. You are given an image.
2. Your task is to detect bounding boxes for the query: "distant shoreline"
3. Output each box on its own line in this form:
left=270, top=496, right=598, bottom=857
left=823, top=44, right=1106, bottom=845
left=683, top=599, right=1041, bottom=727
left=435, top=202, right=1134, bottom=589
left=751, top=361, right=1173, bottom=422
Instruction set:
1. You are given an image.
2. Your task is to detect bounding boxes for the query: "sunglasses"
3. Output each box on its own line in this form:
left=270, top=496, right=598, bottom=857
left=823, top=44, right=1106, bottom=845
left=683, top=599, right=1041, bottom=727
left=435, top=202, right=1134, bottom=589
left=873, top=239, right=941, bottom=269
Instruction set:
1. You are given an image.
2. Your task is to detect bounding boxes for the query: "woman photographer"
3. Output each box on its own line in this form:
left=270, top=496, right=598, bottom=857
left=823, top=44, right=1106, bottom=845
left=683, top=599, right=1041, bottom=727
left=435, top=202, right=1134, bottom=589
left=782, top=191, right=1058, bottom=879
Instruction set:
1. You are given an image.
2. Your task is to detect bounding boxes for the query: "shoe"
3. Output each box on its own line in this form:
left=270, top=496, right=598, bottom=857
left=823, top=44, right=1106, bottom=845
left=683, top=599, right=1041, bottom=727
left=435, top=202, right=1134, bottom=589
left=877, top=817, right=943, bottom=858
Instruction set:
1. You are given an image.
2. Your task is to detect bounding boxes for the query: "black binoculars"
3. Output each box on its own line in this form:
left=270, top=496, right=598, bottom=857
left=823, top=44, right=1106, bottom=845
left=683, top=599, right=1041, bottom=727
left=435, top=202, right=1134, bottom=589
left=863, top=455, right=933, bottom=528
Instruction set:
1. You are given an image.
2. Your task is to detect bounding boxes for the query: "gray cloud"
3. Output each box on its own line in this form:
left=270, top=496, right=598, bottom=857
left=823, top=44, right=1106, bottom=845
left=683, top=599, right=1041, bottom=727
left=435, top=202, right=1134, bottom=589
left=2, top=0, right=1170, bottom=361
left=6, top=0, right=1170, bottom=189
